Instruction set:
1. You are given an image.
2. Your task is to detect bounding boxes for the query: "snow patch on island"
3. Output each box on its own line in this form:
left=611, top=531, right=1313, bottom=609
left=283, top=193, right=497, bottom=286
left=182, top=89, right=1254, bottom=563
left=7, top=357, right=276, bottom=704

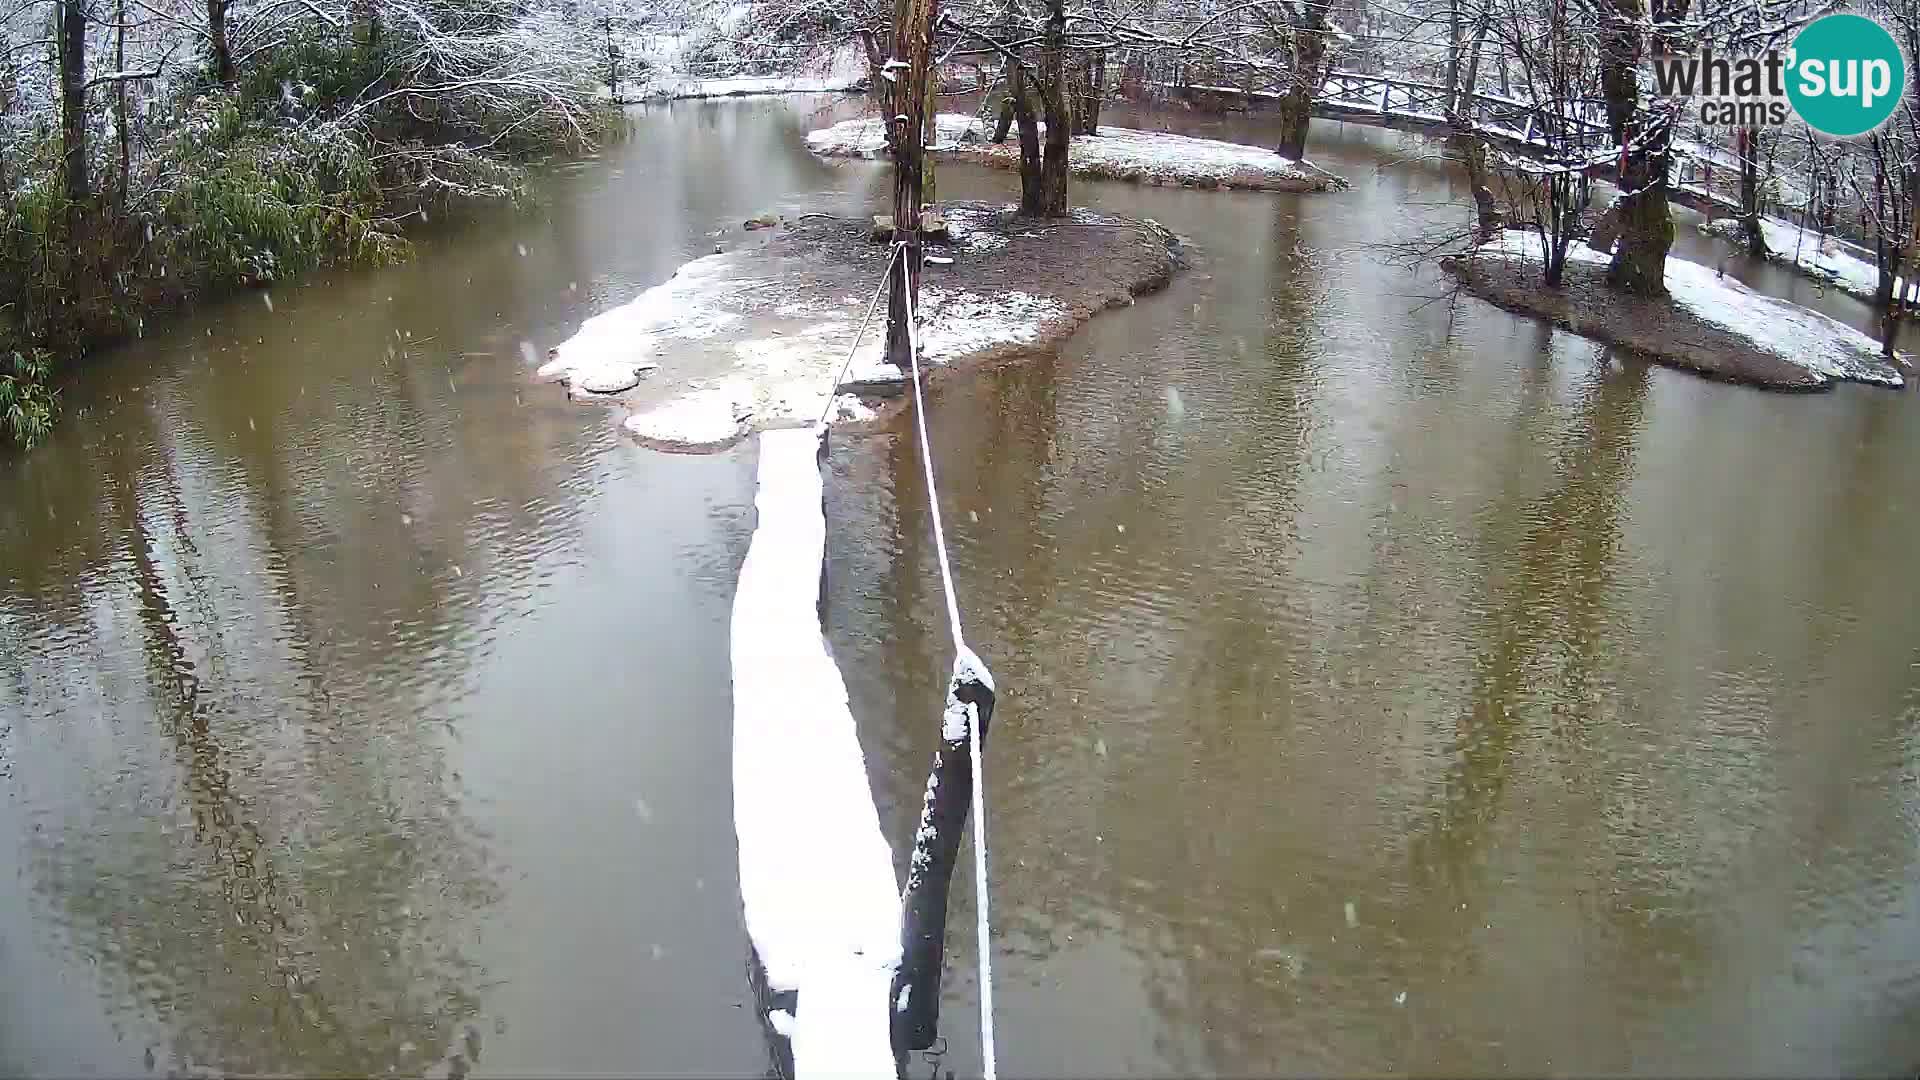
left=551, top=254, right=1070, bottom=449
left=1699, top=215, right=1900, bottom=301
left=807, top=113, right=1346, bottom=192
left=1471, top=230, right=1904, bottom=388
left=918, top=286, right=1067, bottom=360
left=731, top=427, right=900, bottom=1078
left=538, top=254, right=744, bottom=396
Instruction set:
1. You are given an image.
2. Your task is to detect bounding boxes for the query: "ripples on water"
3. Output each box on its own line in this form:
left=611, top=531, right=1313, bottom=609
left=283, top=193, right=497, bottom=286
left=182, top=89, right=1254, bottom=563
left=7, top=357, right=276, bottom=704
left=2, top=97, right=1918, bottom=1077
left=830, top=114, right=1920, bottom=1076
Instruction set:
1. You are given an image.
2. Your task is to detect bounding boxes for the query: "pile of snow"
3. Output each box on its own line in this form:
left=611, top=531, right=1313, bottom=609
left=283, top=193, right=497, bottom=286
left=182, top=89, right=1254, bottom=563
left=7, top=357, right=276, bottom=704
left=731, top=426, right=900, bottom=1078
left=806, top=113, right=1345, bottom=191
left=917, top=286, right=1065, bottom=358
left=1472, top=230, right=1904, bottom=387
left=625, top=377, right=757, bottom=447
left=536, top=254, right=743, bottom=396
left=1699, top=215, right=1896, bottom=301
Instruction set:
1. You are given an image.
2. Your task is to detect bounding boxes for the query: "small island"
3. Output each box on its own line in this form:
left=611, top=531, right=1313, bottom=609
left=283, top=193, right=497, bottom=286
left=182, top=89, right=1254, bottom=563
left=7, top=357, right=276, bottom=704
left=535, top=201, right=1184, bottom=451
left=1444, top=231, right=1907, bottom=391
left=806, top=113, right=1348, bottom=194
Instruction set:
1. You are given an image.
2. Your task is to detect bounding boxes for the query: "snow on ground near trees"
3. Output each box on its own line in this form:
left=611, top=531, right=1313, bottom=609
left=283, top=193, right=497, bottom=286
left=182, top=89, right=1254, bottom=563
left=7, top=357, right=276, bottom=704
left=1699, top=215, right=1897, bottom=301
left=1474, top=230, right=1904, bottom=387
left=627, top=25, right=864, bottom=99
left=537, top=226, right=1067, bottom=450
left=806, top=113, right=1346, bottom=191
left=731, top=425, right=899, bottom=1078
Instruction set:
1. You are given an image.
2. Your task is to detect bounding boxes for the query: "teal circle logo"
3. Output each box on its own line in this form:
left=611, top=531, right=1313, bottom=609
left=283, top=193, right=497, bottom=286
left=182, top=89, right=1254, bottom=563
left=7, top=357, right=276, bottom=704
left=1786, top=13, right=1906, bottom=138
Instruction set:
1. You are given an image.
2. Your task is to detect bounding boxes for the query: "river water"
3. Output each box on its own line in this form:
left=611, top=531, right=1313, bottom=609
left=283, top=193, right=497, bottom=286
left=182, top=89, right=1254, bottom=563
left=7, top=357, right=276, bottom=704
left=2, top=96, right=1917, bottom=1077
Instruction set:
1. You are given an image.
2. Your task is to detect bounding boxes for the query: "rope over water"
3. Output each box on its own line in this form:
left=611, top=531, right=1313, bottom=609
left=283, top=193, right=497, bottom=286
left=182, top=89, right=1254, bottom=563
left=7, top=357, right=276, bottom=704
left=813, top=238, right=997, bottom=1080
left=899, top=243, right=997, bottom=1080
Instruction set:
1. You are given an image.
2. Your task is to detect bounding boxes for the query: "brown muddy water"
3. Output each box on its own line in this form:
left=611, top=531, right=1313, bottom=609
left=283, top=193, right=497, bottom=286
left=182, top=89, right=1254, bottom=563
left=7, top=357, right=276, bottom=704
left=3, top=95, right=1918, bottom=1077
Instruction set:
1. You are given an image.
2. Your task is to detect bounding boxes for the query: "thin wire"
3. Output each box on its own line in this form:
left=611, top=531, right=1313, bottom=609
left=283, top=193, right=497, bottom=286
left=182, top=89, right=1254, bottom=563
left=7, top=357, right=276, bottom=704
left=816, top=244, right=904, bottom=428
left=898, top=246, right=995, bottom=1080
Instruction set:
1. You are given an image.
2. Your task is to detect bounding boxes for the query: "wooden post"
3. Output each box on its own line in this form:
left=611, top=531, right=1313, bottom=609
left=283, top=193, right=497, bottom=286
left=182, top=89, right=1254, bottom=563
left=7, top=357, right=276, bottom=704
left=890, top=654, right=997, bottom=1058
left=885, top=0, right=936, bottom=370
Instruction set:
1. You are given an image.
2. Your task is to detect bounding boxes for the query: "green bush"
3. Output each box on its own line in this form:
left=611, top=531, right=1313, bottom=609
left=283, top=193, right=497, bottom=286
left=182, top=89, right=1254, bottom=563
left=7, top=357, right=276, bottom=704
left=235, top=29, right=384, bottom=117
left=147, top=97, right=406, bottom=293
left=0, top=349, right=56, bottom=450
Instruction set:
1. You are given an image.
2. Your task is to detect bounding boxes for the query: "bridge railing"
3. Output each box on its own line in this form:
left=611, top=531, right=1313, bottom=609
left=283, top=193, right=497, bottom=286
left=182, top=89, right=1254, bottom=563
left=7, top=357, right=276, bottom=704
left=1318, top=70, right=1614, bottom=156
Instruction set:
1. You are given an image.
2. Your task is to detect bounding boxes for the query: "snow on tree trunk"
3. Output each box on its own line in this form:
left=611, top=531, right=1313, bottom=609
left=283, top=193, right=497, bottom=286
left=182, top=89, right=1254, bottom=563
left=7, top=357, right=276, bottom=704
left=1071, top=50, right=1103, bottom=135
left=1600, top=0, right=1665, bottom=297
left=1738, top=126, right=1768, bottom=258
left=1274, top=2, right=1327, bottom=161
left=1601, top=0, right=1686, bottom=298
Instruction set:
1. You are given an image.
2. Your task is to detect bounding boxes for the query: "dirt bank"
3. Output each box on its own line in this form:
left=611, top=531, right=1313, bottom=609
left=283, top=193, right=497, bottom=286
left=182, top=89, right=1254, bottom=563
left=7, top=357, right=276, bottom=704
left=535, top=200, right=1184, bottom=451
left=807, top=114, right=1347, bottom=193
left=1442, top=232, right=1906, bottom=391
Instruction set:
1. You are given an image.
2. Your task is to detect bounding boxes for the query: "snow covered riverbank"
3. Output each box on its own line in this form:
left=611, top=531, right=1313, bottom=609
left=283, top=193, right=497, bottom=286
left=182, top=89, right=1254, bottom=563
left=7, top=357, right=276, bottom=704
left=1444, top=230, right=1906, bottom=390
left=534, top=201, right=1183, bottom=451
left=1698, top=215, right=1900, bottom=302
left=806, top=113, right=1348, bottom=193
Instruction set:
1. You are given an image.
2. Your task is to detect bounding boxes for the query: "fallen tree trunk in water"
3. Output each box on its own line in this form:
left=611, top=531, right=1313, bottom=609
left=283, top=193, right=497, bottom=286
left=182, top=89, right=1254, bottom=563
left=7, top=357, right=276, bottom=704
left=730, top=426, right=902, bottom=1079
left=891, top=651, right=997, bottom=1056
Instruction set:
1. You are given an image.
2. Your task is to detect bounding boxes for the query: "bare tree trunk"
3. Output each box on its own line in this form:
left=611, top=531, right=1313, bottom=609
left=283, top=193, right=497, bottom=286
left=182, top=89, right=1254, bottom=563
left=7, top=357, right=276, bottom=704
left=1069, top=49, right=1104, bottom=134
left=1444, top=0, right=1462, bottom=116
left=1737, top=125, right=1766, bottom=257
left=1455, top=135, right=1500, bottom=240
left=1601, top=0, right=1677, bottom=297
left=885, top=0, right=935, bottom=368
left=0, top=28, right=15, bottom=196
left=1274, top=2, right=1327, bottom=160
left=1119, top=47, right=1145, bottom=97
left=1035, top=0, right=1070, bottom=216
left=923, top=14, right=938, bottom=207
left=1010, top=62, right=1045, bottom=212
left=115, top=0, right=129, bottom=217
left=206, top=0, right=234, bottom=86
left=1868, top=149, right=1912, bottom=358
left=992, top=92, right=1014, bottom=142
left=1459, top=10, right=1491, bottom=115
left=1085, top=49, right=1104, bottom=133
left=58, top=0, right=88, bottom=209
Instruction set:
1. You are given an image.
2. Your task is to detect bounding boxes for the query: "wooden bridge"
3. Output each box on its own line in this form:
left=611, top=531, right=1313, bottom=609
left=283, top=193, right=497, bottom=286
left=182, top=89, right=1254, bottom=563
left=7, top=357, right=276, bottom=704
left=1165, top=71, right=1748, bottom=219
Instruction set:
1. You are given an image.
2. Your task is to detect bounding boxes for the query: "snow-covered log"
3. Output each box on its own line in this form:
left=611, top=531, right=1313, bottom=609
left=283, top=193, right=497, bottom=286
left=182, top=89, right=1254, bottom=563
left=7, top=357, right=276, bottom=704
left=730, top=426, right=901, bottom=1080
left=892, top=649, right=996, bottom=1053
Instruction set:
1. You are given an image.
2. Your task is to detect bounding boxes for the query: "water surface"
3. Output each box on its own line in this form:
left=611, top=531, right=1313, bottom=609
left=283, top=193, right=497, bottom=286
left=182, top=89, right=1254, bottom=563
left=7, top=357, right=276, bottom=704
left=2, top=95, right=1916, bottom=1077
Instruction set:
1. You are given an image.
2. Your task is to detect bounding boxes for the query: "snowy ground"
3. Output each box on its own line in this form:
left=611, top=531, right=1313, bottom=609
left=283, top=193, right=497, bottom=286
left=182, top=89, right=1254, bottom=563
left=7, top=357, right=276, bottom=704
left=534, top=204, right=1181, bottom=451
left=1698, top=214, right=1897, bottom=302
left=645, top=44, right=867, bottom=100
left=806, top=113, right=1348, bottom=192
left=620, top=21, right=864, bottom=100
left=1451, top=230, right=1905, bottom=390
